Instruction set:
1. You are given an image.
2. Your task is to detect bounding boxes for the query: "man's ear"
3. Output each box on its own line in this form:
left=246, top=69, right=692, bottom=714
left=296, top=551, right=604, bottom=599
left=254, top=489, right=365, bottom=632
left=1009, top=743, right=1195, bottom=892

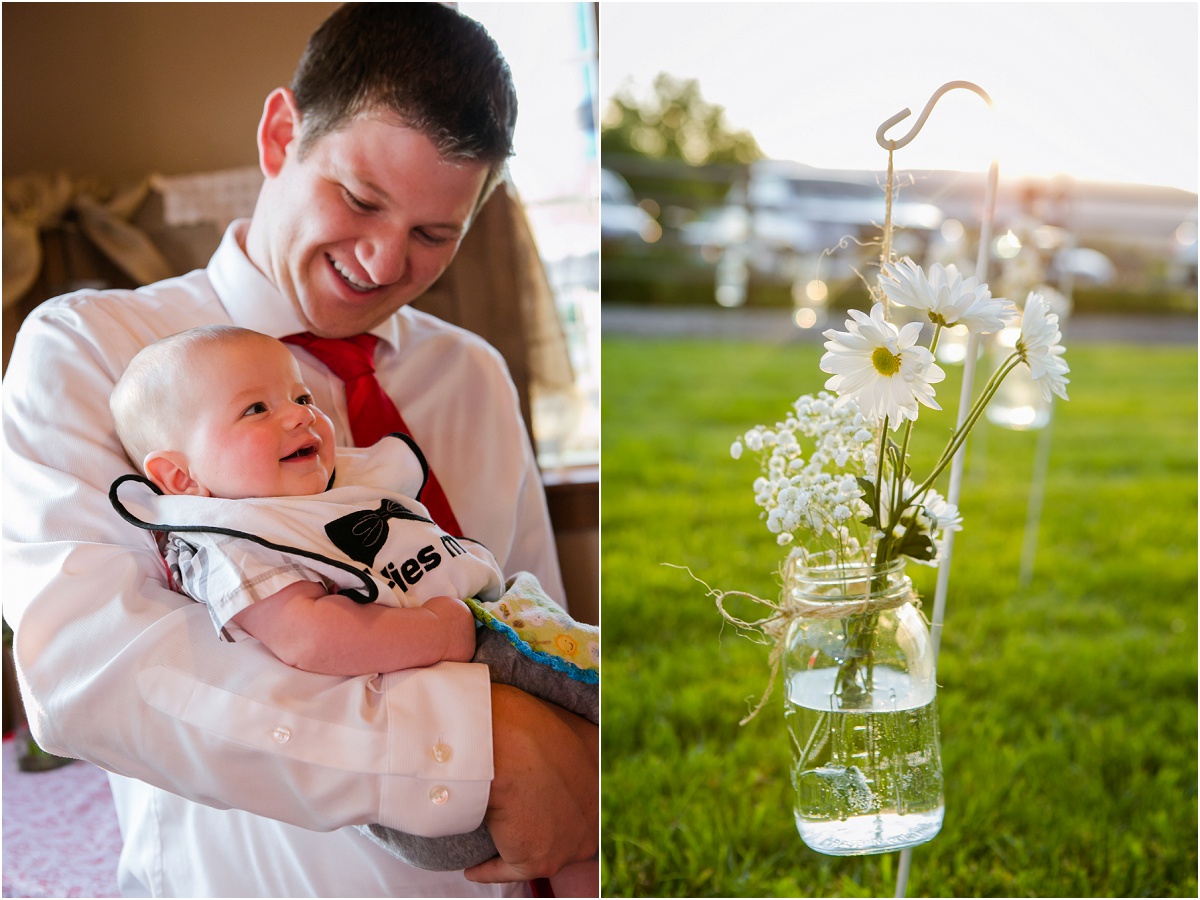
left=143, top=451, right=209, bottom=497
left=258, top=87, right=301, bottom=179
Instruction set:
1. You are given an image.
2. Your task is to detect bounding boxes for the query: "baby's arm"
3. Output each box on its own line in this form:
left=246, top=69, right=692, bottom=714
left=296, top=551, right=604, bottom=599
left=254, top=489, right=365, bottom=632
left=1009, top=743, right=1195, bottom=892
left=233, top=582, right=477, bottom=676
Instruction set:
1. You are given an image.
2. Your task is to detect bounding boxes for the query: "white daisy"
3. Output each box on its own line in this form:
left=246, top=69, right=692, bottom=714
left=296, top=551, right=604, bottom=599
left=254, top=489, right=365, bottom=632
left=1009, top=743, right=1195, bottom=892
left=916, top=486, right=963, bottom=536
left=820, top=303, right=946, bottom=428
left=880, top=258, right=1017, bottom=334
left=874, top=477, right=963, bottom=564
left=1016, top=291, right=1070, bottom=401
left=874, top=477, right=958, bottom=531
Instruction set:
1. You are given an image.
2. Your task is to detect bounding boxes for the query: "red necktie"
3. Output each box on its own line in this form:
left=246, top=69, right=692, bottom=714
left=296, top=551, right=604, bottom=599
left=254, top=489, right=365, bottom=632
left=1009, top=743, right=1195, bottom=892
left=282, top=332, right=462, bottom=536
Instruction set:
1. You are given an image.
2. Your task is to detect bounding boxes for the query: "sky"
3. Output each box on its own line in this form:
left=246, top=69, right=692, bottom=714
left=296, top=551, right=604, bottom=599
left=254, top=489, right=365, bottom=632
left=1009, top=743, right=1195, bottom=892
left=600, top=2, right=1199, bottom=193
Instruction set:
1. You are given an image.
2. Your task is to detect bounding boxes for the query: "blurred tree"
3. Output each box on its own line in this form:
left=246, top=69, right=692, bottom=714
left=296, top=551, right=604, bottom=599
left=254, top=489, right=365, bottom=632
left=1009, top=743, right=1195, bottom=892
left=601, top=73, right=763, bottom=218
left=601, top=73, right=762, bottom=167
left=600, top=74, right=765, bottom=305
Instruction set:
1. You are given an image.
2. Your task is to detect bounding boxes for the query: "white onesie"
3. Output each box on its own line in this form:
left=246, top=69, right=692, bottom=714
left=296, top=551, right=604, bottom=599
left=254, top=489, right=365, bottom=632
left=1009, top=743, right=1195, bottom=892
left=110, top=434, right=505, bottom=643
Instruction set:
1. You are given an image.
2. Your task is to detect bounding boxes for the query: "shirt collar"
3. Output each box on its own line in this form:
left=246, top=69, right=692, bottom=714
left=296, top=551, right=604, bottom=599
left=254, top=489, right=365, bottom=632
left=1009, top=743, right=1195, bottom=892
left=207, top=220, right=404, bottom=350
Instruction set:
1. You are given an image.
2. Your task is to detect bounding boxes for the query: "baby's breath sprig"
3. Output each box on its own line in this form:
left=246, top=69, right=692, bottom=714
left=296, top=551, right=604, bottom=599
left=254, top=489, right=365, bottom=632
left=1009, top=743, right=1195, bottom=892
left=730, top=392, right=878, bottom=563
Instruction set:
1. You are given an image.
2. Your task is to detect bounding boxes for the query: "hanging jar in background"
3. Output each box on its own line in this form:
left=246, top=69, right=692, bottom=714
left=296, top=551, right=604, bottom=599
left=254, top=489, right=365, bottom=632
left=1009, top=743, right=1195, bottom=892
left=985, top=325, right=1052, bottom=431
left=782, top=552, right=944, bottom=856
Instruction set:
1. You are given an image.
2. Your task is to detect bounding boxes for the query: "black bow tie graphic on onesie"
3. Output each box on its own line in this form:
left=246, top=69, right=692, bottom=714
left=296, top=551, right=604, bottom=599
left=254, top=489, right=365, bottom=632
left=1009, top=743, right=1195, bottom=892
left=325, top=498, right=433, bottom=568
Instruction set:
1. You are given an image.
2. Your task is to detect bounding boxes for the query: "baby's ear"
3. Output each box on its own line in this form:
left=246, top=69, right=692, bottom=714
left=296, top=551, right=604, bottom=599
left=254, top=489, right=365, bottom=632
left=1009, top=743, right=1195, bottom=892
left=143, top=451, right=209, bottom=497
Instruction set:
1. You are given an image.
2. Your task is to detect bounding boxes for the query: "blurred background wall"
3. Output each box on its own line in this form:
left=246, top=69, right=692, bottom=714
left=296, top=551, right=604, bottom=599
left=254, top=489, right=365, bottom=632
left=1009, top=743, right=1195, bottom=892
left=3, top=2, right=339, bottom=181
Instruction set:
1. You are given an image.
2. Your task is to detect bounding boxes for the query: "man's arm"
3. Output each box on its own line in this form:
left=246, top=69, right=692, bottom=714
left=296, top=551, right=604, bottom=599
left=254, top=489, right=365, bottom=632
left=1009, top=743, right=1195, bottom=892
left=465, top=684, right=600, bottom=883
left=3, top=302, right=493, bottom=837
left=233, top=582, right=477, bottom=675
left=398, top=330, right=600, bottom=879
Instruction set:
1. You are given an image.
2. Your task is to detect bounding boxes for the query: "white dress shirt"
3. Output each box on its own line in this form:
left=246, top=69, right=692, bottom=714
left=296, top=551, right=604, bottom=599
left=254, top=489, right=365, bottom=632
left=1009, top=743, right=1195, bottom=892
left=2, top=221, right=564, bottom=897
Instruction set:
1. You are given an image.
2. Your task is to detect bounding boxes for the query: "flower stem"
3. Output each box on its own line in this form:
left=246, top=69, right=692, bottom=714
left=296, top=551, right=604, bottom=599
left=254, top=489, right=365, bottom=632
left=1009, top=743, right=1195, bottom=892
left=928, top=323, right=944, bottom=358
left=796, top=709, right=829, bottom=770
left=872, top=414, right=889, bottom=526
left=832, top=554, right=893, bottom=708
left=916, top=352, right=1023, bottom=498
left=890, top=419, right=915, bottom=533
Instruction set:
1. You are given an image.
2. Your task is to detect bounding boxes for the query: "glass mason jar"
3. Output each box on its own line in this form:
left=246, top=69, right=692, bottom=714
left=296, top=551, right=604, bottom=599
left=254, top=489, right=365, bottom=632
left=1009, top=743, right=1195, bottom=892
left=782, top=552, right=944, bottom=856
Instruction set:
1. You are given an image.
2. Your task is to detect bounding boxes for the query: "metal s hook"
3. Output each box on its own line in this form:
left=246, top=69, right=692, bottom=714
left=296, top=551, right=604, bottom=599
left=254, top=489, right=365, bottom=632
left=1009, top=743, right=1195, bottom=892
left=876, top=80, right=993, bottom=151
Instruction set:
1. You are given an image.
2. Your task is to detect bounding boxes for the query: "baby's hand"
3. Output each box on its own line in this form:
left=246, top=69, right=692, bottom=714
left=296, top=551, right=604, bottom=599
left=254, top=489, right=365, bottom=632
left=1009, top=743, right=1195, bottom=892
left=423, top=595, right=477, bottom=664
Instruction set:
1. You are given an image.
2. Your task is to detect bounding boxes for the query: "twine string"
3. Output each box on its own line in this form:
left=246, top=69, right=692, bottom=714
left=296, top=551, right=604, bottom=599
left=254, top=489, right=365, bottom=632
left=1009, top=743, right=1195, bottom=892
left=672, top=564, right=917, bottom=724
left=880, top=145, right=896, bottom=294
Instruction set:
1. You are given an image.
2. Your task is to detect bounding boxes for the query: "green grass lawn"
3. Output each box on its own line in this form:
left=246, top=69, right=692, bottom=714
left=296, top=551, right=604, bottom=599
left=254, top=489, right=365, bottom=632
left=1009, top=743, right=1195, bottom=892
left=600, top=336, right=1197, bottom=898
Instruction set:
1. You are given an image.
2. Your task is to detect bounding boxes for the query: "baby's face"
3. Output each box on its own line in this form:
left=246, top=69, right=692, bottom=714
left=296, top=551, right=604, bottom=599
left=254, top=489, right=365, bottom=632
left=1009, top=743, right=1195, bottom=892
left=177, top=336, right=337, bottom=498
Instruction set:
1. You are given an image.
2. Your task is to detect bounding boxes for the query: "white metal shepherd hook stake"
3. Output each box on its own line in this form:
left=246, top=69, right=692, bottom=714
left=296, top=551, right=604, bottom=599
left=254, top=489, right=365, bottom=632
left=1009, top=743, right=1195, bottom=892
left=874, top=79, right=998, bottom=900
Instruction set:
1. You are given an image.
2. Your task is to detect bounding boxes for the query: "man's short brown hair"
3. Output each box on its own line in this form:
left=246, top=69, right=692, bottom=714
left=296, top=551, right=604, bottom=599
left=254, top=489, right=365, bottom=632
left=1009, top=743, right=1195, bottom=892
left=292, top=3, right=517, bottom=199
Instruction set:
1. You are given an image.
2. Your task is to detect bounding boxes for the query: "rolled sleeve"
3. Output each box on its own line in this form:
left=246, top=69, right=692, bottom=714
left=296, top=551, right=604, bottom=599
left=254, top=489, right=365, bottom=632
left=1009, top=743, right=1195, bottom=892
left=378, top=662, right=494, bottom=836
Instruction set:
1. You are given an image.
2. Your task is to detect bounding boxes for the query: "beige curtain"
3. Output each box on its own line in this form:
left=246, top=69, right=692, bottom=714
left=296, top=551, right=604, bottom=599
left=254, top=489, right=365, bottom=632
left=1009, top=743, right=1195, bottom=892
left=414, top=179, right=576, bottom=442
left=3, top=172, right=174, bottom=308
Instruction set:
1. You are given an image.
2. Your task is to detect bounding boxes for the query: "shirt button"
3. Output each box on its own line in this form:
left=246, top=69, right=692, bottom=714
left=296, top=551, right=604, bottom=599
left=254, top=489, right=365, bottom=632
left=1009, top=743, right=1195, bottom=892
left=272, top=727, right=291, bottom=745
left=432, top=743, right=452, bottom=763
left=429, top=785, right=450, bottom=806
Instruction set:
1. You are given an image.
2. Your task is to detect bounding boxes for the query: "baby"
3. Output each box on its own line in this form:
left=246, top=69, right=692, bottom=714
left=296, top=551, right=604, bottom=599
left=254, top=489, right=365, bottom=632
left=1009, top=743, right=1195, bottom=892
left=108, top=325, right=597, bottom=893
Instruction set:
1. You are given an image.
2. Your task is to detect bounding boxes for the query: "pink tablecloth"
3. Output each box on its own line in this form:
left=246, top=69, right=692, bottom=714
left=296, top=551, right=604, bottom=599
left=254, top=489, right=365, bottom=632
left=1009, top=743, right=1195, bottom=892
left=1, top=736, right=123, bottom=898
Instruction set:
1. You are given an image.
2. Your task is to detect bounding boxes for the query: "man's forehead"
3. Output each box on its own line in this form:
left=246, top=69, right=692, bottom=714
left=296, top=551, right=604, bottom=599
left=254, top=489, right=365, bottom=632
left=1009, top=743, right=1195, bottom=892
left=313, top=115, right=488, bottom=204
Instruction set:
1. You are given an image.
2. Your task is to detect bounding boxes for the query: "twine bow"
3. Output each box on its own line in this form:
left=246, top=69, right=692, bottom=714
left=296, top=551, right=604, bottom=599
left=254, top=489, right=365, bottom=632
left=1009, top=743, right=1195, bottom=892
left=677, top=560, right=918, bottom=725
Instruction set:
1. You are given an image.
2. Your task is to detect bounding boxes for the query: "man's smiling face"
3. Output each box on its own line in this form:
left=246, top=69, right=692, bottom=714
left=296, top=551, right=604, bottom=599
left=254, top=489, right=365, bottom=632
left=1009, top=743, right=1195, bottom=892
left=247, top=90, right=490, bottom=338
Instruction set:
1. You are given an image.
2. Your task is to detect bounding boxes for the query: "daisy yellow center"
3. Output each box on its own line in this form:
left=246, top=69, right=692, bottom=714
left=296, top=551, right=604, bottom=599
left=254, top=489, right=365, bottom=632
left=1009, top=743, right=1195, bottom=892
left=871, top=345, right=902, bottom=376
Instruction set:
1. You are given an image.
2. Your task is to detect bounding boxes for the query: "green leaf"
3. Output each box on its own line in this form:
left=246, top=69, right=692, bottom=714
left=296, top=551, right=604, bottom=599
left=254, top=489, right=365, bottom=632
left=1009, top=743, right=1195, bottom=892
left=896, top=529, right=937, bottom=561
left=857, top=476, right=882, bottom=527
left=856, top=476, right=877, bottom=507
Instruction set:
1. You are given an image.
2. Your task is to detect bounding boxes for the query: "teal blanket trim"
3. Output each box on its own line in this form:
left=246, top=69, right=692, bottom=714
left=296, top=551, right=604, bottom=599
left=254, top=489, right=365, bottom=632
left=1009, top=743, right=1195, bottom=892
left=467, top=603, right=599, bottom=685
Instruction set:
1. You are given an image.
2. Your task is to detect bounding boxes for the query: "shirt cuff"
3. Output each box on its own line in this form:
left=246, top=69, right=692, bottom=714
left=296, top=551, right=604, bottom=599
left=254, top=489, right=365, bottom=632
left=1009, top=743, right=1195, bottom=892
left=376, top=661, right=494, bottom=837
